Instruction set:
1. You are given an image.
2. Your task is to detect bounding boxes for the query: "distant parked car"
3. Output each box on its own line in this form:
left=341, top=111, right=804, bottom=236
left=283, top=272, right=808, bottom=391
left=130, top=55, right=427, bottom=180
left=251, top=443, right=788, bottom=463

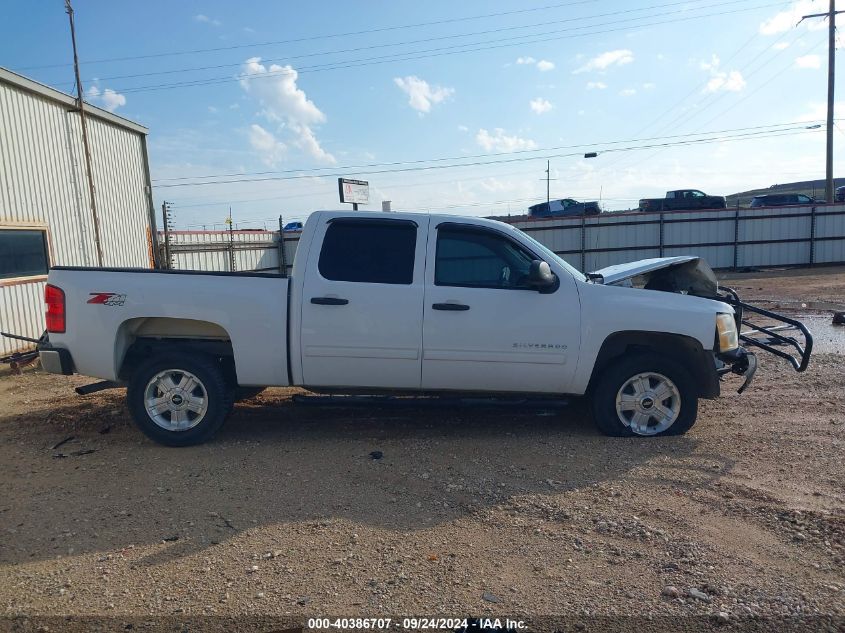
left=836, top=186, right=845, bottom=202
left=528, top=198, right=601, bottom=218
left=639, top=189, right=726, bottom=212
left=750, top=194, right=815, bottom=208
left=283, top=221, right=303, bottom=232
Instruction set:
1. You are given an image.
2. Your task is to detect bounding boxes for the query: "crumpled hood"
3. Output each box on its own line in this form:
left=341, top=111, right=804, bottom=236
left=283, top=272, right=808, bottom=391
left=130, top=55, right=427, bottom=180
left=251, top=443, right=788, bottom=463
left=588, top=256, right=718, bottom=297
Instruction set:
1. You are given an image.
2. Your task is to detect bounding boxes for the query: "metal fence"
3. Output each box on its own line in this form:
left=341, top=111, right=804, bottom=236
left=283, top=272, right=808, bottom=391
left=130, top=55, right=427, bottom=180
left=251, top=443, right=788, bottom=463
left=509, top=202, right=845, bottom=271
left=161, top=230, right=298, bottom=275
left=158, top=203, right=845, bottom=275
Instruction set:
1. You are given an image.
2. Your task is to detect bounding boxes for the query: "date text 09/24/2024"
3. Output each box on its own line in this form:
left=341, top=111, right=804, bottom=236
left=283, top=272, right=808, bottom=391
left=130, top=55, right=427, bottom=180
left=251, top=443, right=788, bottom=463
left=306, top=617, right=528, bottom=630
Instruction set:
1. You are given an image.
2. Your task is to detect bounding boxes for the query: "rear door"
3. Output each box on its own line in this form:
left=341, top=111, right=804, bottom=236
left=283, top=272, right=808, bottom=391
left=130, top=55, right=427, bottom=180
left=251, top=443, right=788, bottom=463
left=299, top=216, right=428, bottom=389
left=421, top=221, right=580, bottom=394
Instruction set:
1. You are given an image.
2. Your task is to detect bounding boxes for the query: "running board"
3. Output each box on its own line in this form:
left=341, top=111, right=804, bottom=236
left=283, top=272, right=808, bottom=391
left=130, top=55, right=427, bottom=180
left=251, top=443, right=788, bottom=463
left=75, top=380, right=123, bottom=396
left=291, top=394, right=570, bottom=410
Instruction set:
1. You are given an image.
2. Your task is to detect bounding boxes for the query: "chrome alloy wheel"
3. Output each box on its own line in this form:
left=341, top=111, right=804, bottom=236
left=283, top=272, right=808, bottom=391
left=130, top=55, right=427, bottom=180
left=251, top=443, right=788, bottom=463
left=144, top=369, right=208, bottom=431
left=615, top=372, right=681, bottom=436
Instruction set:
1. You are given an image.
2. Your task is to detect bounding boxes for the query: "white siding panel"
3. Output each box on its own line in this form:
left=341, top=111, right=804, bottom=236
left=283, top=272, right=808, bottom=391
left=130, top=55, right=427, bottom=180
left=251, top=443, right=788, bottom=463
left=0, top=281, right=45, bottom=355
left=1, top=75, right=153, bottom=354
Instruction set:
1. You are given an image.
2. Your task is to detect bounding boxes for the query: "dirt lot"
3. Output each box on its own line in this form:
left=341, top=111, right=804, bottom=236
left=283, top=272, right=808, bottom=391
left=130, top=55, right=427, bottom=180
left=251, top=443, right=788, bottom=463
left=0, top=268, right=843, bottom=631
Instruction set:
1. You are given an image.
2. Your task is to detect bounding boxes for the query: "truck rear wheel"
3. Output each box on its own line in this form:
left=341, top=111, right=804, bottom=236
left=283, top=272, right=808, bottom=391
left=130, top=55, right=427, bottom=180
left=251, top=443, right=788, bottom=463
left=590, top=354, right=697, bottom=437
left=126, top=354, right=233, bottom=446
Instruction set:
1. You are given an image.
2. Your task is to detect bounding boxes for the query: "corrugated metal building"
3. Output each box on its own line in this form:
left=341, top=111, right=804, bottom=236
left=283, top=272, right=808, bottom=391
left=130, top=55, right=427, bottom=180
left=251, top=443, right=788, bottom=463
left=0, top=67, right=157, bottom=355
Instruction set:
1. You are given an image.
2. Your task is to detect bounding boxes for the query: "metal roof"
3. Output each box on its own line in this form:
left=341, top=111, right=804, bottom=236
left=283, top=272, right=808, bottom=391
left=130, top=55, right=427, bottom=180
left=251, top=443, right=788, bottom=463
left=0, top=66, right=148, bottom=135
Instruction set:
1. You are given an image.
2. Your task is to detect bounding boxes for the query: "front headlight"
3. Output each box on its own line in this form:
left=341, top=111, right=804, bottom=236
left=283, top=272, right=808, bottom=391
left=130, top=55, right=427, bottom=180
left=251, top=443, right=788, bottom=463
left=716, top=313, right=739, bottom=352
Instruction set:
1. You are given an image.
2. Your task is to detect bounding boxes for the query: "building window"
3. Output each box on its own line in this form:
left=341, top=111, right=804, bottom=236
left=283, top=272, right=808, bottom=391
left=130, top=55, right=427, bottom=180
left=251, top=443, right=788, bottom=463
left=318, top=220, right=416, bottom=284
left=0, top=229, right=49, bottom=280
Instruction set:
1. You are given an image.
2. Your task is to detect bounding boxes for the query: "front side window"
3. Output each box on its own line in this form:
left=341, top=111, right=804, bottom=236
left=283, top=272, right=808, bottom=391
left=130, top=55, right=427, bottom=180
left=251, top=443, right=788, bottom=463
left=318, top=220, right=416, bottom=284
left=435, top=227, right=535, bottom=289
left=0, top=229, right=49, bottom=280
left=797, top=195, right=812, bottom=203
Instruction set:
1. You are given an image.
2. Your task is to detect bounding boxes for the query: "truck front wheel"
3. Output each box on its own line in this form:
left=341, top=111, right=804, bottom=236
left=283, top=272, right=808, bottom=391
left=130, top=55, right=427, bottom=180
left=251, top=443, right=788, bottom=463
left=126, top=354, right=233, bottom=446
left=590, top=354, right=698, bottom=437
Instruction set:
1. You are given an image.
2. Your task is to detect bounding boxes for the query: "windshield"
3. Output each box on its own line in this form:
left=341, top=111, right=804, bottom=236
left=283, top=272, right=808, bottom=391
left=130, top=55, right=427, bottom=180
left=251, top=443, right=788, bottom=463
left=509, top=226, right=585, bottom=280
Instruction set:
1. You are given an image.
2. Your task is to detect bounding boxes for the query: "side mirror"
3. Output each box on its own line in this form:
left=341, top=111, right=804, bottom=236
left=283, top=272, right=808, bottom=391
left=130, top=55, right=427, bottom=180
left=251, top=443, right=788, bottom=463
left=528, top=260, right=556, bottom=289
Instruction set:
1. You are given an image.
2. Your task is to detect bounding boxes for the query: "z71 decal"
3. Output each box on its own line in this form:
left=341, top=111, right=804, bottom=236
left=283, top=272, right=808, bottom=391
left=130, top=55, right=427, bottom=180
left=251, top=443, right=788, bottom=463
left=87, top=292, right=127, bottom=306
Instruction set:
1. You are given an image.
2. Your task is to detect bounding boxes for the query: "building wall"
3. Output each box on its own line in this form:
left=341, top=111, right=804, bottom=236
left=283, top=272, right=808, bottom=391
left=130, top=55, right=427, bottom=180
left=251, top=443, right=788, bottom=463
left=0, top=75, right=154, bottom=355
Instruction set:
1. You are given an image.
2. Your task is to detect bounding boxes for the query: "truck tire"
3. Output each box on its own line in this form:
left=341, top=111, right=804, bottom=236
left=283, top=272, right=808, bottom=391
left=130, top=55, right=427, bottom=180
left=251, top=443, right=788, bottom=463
left=126, top=354, right=233, bottom=447
left=590, top=353, right=697, bottom=437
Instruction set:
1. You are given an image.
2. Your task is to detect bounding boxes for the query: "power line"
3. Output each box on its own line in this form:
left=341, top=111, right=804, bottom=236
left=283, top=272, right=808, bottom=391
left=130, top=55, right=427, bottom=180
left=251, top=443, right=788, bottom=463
left=18, top=0, right=601, bottom=70
left=154, top=120, right=823, bottom=185
left=599, top=26, right=813, bottom=175
left=612, top=34, right=827, bottom=174
left=85, top=0, right=755, bottom=84
left=110, top=1, right=784, bottom=95
left=155, top=125, right=823, bottom=189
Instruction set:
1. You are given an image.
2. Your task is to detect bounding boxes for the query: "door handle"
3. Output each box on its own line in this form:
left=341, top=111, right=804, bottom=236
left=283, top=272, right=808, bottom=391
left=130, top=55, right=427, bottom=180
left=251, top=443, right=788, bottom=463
left=432, top=302, right=470, bottom=311
left=311, top=297, right=349, bottom=305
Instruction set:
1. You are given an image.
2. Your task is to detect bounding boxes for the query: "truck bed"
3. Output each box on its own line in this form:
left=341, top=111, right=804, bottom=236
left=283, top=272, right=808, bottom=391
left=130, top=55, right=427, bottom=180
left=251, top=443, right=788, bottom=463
left=46, top=267, right=290, bottom=386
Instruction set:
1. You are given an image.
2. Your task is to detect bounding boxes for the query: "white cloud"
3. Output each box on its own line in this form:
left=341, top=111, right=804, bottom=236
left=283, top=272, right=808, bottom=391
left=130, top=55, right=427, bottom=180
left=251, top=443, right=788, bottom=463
left=513, top=57, right=554, bottom=71
left=248, top=124, right=286, bottom=166
left=797, top=99, right=845, bottom=123
left=530, top=98, right=553, bottom=114
left=760, top=1, right=826, bottom=35
left=475, top=128, right=537, bottom=153
left=586, top=81, right=607, bottom=90
left=239, top=57, right=335, bottom=163
left=457, top=124, right=469, bottom=132
left=194, top=14, right=222, bottom=26
left=642, top=82, right=656, bottom=89
left=699, top=54, right=720, bottom=72
left=208, top=105, right=219, bottom=114
left=85, top=85, right=126, bottom=112
left=574, top=49, right=634, bottom=73
left=393, top=75, right=454, bottom=114
left=795, top=54, right=821, bottom=69
left=773, top=41, right=791, bottom=50
left=706, top=70, right=746, bottom=93
left=700, top=55, right=746, bottom=93
left=619, top=88, right=637, bottom=97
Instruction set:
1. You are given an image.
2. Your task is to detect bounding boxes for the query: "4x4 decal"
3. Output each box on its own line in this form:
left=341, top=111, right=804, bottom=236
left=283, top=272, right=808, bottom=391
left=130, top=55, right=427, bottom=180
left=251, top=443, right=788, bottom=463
left=87, top=292, right=126, bottom=306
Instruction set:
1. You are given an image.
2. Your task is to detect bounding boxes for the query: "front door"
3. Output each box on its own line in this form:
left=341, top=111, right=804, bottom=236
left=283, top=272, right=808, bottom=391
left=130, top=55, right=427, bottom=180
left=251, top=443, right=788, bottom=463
left=422, top=222, right=580, bottom=394
left=299, top=216, right=428, bottom=389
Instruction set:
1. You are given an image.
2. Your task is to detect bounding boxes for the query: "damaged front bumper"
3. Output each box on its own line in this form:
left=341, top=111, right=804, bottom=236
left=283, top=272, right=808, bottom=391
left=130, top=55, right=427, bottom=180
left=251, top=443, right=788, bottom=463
left=711, top=285, right=813, bottom=394
left=716, top=347, right=758, bottom=394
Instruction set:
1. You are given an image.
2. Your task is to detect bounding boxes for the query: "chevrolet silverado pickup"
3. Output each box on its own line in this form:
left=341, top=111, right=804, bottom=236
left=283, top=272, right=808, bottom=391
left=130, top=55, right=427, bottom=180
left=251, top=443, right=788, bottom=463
left=639, top=189, right=727, bottom=212
left=31, top=211, right=811, bottom=446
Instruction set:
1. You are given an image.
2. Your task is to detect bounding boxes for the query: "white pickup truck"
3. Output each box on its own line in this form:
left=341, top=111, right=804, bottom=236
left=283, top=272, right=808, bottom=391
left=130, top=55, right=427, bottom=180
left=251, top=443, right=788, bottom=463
left=33, top=211, right=812, bottom=446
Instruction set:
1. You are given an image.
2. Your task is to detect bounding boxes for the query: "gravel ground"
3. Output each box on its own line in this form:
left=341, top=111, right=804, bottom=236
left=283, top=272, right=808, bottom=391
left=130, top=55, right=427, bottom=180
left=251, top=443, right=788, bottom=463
left=0, top=268, right=843, bottom=632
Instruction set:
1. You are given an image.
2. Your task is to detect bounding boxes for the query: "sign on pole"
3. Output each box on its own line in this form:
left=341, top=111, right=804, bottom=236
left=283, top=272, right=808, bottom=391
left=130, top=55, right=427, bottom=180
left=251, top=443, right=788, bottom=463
left=338, top=178, right=369, bottom=208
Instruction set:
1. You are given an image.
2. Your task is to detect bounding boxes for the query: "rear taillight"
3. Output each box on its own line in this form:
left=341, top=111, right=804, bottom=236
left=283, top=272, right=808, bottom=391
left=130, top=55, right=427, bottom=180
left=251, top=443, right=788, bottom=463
left=45, top=284, right=66, bottom=333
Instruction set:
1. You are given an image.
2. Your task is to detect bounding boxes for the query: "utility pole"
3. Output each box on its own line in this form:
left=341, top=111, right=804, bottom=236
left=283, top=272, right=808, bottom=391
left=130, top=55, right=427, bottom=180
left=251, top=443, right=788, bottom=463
left=161, top=201, right=175, bottom=269
left=226, top=208, right=235, bottom=272
left=540, top=160, right=558, bottom=207
left=65, top=0, right=104, bottom=267
left=802, top=0, right=843, bottom=203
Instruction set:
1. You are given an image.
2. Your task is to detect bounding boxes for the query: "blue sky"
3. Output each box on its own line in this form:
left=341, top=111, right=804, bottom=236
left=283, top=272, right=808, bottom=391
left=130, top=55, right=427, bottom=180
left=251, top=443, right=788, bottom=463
left=1, top=0, right=842, bottom=228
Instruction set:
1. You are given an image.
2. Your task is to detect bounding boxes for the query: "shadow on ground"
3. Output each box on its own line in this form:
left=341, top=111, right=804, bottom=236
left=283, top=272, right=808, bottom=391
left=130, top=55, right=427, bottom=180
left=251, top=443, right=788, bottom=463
left=0, top=389, right=729, bottom=567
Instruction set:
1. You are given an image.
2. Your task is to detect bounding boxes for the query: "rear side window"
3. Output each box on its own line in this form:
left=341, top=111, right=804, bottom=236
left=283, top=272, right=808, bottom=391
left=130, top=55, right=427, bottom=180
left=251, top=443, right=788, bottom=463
left=318, top=220, right=416, bottom=284
left=0, top=229, right=49, bottom=280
